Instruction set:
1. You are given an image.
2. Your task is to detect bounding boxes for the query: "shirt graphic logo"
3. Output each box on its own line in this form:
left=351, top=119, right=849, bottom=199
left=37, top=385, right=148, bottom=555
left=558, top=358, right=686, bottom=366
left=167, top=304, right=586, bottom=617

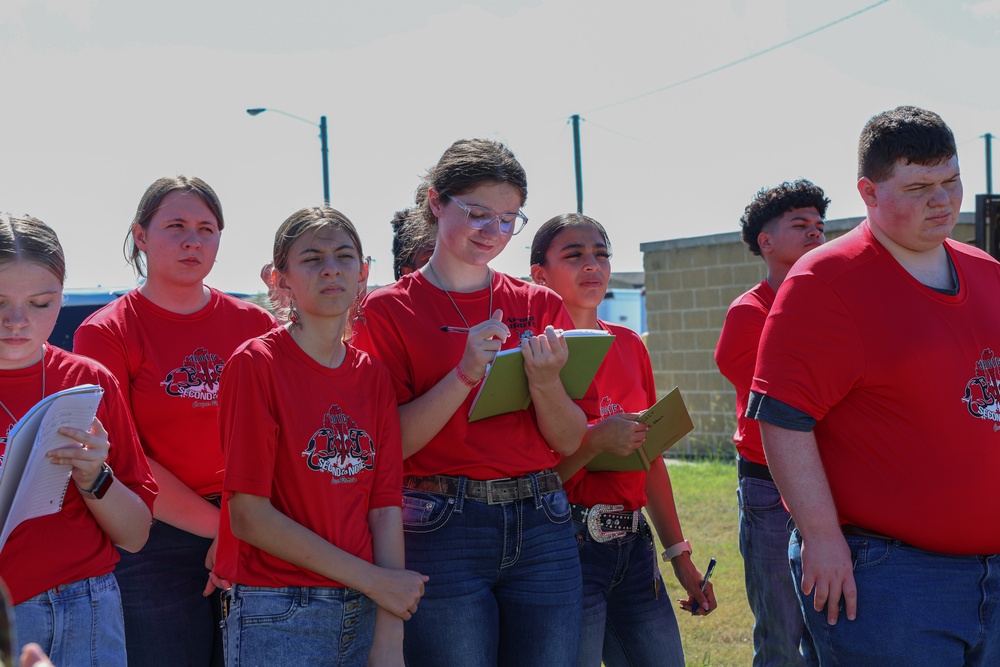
left=599, top=396, right=623, bottom=420
left=161, top=347, right=225, bottom=403
left=507, top=315, right=538, bottom=343
left=963, top=348, right=1000, bottom=423
left=301, top=404, right=375, bottom=482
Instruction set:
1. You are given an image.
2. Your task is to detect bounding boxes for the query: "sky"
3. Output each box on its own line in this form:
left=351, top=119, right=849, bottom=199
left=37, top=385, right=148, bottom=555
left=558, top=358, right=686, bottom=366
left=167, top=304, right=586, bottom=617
left=1, top=0, right=998, bottom=292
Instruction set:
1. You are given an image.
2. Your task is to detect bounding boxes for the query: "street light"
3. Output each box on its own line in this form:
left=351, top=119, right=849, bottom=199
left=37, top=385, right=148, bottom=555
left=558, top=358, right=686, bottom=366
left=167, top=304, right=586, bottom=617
left=246, top=108, right=330, bottom=205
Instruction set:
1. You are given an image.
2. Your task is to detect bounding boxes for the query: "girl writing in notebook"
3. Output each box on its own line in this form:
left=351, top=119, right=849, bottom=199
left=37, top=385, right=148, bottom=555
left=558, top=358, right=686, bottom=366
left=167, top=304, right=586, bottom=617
left=530, top=213, right=717, bottom=667
left=0, top=213, right=155, bottom=666
left=352, top=139, right=586, bottom=667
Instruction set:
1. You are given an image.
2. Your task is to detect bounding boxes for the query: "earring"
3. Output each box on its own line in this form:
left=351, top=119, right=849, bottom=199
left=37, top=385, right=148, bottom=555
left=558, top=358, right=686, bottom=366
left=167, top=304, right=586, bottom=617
left=289, top=298, right=303, bottom=331
left=352, top=288, right=366, bottom=328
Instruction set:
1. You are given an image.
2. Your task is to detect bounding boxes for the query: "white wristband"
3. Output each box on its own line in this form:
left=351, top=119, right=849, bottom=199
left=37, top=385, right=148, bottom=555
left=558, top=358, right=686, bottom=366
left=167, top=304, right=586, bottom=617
left=661, top=540, right=692, bottom=562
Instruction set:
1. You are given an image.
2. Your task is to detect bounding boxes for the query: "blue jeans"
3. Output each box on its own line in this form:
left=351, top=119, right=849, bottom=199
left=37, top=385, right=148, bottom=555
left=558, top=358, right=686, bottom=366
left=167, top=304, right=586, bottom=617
left=114, top=518, right=224, bottom=666
left=575, top=513, right=684, bottom=667
left=13, top=573, right=126, bottom=667
left=790, top=528, right=1000, bottom=666
left=400, top=481, right=582, bottom=667
left=738, top=474, right=816, bottom=667
left=222, top=585, right=374, bottom=666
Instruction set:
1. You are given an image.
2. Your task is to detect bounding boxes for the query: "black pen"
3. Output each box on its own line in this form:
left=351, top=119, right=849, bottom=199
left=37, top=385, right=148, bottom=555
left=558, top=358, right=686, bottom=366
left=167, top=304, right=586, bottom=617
left=440, top=326, right=470, bottom=333
left=691, top=557, right=716, bottom=615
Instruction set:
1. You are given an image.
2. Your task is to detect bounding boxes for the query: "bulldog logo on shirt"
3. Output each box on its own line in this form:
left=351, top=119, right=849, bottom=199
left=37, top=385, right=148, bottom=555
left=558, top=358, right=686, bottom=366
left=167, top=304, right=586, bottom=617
left=963, top=348, right=1000, bottom=424
left=301, top=404, right=375, bottom=482
left=506, top=315, right=538, bottom=343
left=160, top=347, right=226, bottom=404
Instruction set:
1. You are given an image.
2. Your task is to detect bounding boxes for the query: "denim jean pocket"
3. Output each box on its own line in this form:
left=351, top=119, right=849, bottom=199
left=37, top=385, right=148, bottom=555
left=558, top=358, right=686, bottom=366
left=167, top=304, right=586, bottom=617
left=845, top=534, right=894, bottom=572
left=233, top=589, right=298, bottom=626
left=401, top=490, right=456, bottom=534
left=737, top=476, right=784, bottom=512
left=539, top=488, right=572, bottom=524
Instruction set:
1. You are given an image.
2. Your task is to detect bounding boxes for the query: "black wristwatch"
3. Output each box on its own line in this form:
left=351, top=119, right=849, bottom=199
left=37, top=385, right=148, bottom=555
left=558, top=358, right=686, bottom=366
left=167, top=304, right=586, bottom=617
left=77, top=463, right=114, bottom=500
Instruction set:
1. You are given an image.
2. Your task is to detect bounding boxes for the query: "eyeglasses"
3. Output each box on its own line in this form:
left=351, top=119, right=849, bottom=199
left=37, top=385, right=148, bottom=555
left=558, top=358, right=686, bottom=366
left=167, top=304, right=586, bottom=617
left=449, top=197, right=529, bottom=236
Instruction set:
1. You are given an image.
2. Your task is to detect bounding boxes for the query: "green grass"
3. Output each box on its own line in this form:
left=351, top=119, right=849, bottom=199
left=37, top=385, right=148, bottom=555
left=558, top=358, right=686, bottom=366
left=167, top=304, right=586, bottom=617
left=657, top=458, right=754, bottom=667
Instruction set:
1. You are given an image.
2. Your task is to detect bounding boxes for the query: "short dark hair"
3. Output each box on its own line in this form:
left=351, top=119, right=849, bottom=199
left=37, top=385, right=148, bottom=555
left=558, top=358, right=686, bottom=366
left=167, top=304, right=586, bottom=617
left=391, top=184, right=435, bottom=280
left=858, top=106, right=957, bottom=182
left=740, top=180, right=829, bottom=256
left=530, top=213, right=611, bottom=267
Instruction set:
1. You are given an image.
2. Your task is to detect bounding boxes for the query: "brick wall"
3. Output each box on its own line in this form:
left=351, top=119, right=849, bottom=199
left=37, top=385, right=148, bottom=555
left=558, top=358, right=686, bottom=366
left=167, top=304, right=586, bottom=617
left=640, top=214, right=976, bottom=457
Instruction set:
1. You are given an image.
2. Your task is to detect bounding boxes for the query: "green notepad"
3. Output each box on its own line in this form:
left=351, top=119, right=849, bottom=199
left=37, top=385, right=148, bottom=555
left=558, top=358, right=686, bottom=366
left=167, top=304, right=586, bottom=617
left=467, top=329, right=615, bottom=423
left=585, top=386, right=694, bottom=472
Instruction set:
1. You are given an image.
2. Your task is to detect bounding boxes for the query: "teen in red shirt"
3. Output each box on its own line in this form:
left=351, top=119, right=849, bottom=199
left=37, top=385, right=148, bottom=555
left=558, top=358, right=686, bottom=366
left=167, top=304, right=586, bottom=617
left=219, top=206, right=425, bottom=666
left=73, top=177, right=274, bottom=667
left=530, top=213, right=715, bottom=666
left=352, top=139, right=587, bottom=666
left=0, top=214, right=155, bottom=666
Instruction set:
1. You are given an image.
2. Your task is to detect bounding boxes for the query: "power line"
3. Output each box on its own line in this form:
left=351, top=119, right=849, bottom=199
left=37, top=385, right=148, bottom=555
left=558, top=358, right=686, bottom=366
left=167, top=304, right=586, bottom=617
left=583, top=0, right=893, bottom=115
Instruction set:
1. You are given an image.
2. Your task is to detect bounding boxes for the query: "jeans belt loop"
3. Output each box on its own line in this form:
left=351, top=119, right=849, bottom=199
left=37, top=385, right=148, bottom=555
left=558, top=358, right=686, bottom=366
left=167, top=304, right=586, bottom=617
left=530, top=472, right=543, bottom=509
left=455, top=476, right=467, bottom=513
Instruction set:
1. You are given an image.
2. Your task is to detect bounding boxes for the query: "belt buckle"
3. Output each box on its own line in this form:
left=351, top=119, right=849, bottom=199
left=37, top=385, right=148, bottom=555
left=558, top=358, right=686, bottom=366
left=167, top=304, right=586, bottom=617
left=587, top=503, right=626, bottom=542
left=486, top=478, right=512, bottom=504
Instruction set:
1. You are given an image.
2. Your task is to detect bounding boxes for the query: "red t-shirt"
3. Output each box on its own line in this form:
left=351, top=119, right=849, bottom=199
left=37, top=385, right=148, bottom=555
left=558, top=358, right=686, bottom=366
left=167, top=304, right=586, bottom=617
left=218, top=328, right=402, bottom=588
left=715, top=280, right=774, bottom=465
left=74, top=288, right=275, bottom=496
left=563, top=321, right=656, bottom=511
left=0, top=346, right=157, bottom=604
left=353, top=271, right=576, bottom=479
left=752, top=221, right=1000, bottom=555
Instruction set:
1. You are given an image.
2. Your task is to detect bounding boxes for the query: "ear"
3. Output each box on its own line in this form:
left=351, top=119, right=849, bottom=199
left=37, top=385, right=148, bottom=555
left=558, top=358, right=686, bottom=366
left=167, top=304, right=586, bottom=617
left=428, top=188, right=446, bottom=219
left=530, top=264, right=548, bottom=286
left=132, top=224, right=147, bottom=252
left=757, top=231, right=772, bottom=254
left=358, top=257, right=370, bottom=290
left=857, top=177, right=878, bottom=208
left=272, top=269, right=294, bottom=301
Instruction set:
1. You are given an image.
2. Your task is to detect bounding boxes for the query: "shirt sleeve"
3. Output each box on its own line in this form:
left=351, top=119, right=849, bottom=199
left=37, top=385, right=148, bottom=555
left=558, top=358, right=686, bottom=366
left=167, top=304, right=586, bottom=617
left=98, top=372, right=157, bottom=511
left=367, top=370, right=403, bottom=511
left=219, top=347, right=279, bottom=497
left=716, top=300, right=766, bottom=397
left=74, top=321, right=134, bottom=408
left=746, top=391, right=817, bottom=431
left=751, top=273, right=864, bottom=420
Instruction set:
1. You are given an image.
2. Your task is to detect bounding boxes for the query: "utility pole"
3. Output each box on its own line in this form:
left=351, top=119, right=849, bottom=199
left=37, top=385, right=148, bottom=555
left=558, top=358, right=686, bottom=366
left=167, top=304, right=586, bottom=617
left=985, top=132, right=993, bottom=196
left=572, top=114, right=583, bottom=214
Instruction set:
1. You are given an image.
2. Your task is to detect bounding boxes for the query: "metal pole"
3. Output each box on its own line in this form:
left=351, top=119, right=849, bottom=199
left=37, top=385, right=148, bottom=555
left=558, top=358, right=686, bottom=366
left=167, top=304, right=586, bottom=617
left=320, top=115, right=330, bottom=205
left=572, top=114, right=583, bottom=214
left=986, top=132, right=993, bottom=196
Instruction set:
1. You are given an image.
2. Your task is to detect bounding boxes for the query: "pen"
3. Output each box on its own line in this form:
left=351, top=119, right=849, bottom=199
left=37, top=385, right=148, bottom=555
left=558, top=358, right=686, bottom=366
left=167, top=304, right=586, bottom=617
left=692, top=557, right=716, bottom=615
left=440, top=326, right=470, bottom=333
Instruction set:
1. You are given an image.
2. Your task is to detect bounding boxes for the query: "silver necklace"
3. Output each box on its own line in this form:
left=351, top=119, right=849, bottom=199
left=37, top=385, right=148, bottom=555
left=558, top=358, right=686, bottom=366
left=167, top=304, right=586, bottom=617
left=0, top=344, right=46, bottom=423
left=425, top=263, right=494, bottom=329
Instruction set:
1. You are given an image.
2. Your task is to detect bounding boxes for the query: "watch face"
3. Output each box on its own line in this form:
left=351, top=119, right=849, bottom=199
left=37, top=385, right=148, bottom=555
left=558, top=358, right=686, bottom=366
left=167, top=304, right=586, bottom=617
left=94, top=466, right=114, bottom=499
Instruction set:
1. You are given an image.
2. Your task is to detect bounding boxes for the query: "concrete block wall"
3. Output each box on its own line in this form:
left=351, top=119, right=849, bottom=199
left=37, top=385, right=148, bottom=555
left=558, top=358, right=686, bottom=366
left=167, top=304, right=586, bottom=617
left=640, top=215, right=975, bottom=457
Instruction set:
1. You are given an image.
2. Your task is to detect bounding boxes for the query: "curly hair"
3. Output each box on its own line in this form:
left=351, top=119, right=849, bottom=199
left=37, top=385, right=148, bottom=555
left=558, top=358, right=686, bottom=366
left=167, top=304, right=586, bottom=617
left=740, top=180, right=830, bottom=256
left=858, top=106, right=956, bottom=182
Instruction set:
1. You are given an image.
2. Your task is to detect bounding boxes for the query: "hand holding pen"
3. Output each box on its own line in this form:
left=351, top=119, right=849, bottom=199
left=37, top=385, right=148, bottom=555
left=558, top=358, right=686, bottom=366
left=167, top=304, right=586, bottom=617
left=676, top=556, right=718, bottom=616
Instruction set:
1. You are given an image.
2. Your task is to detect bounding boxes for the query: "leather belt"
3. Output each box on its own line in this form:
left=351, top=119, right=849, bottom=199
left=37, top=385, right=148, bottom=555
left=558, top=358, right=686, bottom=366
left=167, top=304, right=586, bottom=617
left=738, top=456, right=773, bottom=482
left=402, top=470, right=562, bottom=505
left=571, top=503, right=641, bottom=543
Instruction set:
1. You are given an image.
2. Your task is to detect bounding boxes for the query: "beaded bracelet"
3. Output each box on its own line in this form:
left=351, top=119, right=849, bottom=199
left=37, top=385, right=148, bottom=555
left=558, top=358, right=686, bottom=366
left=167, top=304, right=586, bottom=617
left=455, top=365, right=481, bottom=388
